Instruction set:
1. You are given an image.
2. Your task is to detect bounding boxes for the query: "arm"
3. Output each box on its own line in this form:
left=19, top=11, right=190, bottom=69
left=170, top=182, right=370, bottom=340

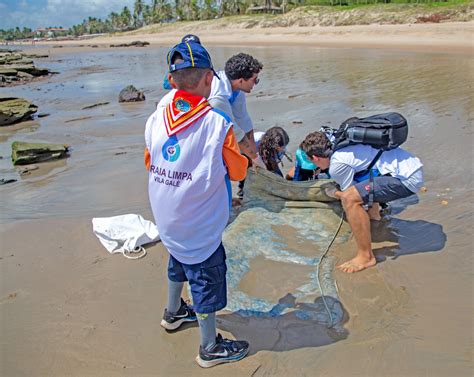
left=230, top=93, right=259, bottom=158
left=208, top=96, right=246, bottom=142
left=144, top=147, right=151, bottom=171
left=231, top=92, right=253, bottom=134
left=238, top=134, right=258, bottom=160
left=222, top=127, right=248, bottom=181
left=244, top=129, right=258, bottom=158
left=329, top=161, right=356, bottom=191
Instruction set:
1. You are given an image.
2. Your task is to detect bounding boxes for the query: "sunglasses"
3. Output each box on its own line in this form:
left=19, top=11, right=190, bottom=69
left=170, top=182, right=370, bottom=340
left=244, top=76, right=259, bottom=85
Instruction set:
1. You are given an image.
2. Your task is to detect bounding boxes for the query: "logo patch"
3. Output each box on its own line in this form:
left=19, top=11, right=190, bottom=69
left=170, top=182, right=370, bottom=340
left=175, top=98, right=191, bottom=112
left=162, top=135, right=180, bottom=162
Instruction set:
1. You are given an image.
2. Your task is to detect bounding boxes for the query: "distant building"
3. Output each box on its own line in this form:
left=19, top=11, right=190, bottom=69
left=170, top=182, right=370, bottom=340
left=35, top=28, right=69, bottom=38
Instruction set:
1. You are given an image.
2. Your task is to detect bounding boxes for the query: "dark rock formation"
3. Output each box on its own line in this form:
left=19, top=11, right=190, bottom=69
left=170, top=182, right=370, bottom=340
left=118, top=85, right=145, bottom=103
left=0, top=97, right=38, bottom=126
left=11, top=141, right=70, bottom=165
left=0, top=51, right=53, bottom=86
left=110, top=41, right=150, bottom=48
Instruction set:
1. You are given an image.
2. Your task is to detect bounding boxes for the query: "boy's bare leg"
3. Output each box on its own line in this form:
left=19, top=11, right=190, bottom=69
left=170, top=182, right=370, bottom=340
left=336, top=187, right=376, bottom=273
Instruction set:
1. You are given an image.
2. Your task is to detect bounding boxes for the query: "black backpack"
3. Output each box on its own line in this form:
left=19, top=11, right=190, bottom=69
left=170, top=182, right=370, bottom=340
left=333, top=112, right=408, bottom=152
left=331, top=112, right=408, bottom=206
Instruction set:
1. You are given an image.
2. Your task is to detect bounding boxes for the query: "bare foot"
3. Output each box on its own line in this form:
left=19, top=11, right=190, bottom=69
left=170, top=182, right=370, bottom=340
left=336, top=256, right=376, bottom=273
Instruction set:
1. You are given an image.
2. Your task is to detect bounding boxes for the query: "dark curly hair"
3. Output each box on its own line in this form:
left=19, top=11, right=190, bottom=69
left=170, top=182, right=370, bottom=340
left=258, top=127, right=290, bottom=173
left=299, top=131, right=333, bottom=159
left=225, top=53, right=263, bottom=80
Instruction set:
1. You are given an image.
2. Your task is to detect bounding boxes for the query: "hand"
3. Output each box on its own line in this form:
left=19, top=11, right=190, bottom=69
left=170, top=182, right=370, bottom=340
left=324, top=186, right=339, bottom=199
left=251, top=153, right=265, bottom=170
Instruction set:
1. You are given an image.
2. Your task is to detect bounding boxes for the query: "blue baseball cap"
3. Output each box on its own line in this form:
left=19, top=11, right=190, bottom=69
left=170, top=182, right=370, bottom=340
left=181, top=34, right=201, bottom=44
left=167, top=42, right=219, bottom=79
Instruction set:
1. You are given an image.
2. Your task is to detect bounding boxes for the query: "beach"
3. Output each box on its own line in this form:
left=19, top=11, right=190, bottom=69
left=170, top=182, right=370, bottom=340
left=1, top=21, right=473, bottom=376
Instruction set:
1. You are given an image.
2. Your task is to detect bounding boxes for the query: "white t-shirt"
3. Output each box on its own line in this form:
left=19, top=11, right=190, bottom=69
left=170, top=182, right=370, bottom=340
left=329, top=144, right=424, bottom=193
left=145, top=106, right=232, bottom=264
left=156, top=71, right=253, bottom=143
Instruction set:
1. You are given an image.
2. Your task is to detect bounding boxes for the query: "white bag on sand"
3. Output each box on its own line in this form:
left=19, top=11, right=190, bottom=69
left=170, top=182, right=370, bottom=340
left=92, top=214, right=160, bottom=259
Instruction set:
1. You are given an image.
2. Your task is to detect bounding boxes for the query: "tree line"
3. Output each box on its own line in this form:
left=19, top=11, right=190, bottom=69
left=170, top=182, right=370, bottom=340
left=0, top=0, right=459, bottom=40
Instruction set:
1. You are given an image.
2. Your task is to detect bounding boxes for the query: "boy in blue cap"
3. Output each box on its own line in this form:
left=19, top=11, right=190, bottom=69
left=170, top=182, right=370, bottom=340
left=145, top=41, right=250, bottom=367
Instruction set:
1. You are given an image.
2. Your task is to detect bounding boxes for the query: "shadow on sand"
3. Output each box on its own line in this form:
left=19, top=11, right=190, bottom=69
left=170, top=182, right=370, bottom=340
left=216, top=293, right=349, bottom=355
left=372, top=195, right=447, bottom=261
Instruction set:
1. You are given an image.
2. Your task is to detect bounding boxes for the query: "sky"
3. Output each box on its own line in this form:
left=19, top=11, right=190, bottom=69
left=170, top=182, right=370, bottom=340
left=0, top=0, right=136, bottom=30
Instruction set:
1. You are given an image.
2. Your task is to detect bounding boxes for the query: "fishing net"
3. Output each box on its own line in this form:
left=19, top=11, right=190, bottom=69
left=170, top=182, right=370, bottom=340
left=223, top=167, right=350, bottom=327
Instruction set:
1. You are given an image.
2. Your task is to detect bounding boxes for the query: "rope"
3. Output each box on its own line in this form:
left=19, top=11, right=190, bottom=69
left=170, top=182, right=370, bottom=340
left=123, top=246, right=147, bottom=259
left=315, top=211, right=344, bottom=328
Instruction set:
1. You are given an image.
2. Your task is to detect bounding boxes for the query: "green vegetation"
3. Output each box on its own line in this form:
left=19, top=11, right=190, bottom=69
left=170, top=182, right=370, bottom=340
left=0, top=0, right=472, bottom=40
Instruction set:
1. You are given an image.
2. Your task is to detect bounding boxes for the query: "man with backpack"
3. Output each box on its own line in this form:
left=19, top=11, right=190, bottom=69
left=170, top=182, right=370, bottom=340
left=300, top=113, right=424, bottom=273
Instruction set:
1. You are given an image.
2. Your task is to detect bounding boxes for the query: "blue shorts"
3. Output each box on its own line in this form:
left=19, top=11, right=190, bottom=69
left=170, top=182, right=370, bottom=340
left=354, top=175, right=414, bottom=205
left=168, top=243, right=227, bottom=314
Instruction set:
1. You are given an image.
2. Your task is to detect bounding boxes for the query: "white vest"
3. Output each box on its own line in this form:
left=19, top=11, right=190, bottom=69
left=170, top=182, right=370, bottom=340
left=145, top=107, right=232, bottom=264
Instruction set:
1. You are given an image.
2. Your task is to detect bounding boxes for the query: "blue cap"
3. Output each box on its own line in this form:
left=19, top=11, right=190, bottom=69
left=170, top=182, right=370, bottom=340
left=181, top=34, right=201, bottom=44
left=167, top=42, right=218, bottom=79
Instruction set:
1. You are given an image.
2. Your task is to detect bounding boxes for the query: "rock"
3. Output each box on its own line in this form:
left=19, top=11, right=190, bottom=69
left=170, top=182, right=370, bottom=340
left=0, top=51, right=53, bottom=86
left=0, top=97, right=38, bottom=126
left=82, top=102, right=109, bottom=110
left=16, top=71, right=34, bottom=79
left=130, top=40, right=150, bottom=47
left=0, top=67, right=18, bottom=76
left=0, top=178, right=16, bottom=185
left=11, top=141, right=70, bottom=165
left=110, top=41, right=150, bottom=48
left=118, top=85, right=145, bottom=103
left=4, top=64, right=49, bottom=76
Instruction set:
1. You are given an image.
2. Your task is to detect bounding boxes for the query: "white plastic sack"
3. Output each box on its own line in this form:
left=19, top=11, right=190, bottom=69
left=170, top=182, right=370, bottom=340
left=92, top=214, right=160, bottom=259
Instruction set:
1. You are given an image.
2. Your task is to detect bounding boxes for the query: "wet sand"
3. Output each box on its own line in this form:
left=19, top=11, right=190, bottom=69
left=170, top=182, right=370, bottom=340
left=1, top=25, right=473, bottom=376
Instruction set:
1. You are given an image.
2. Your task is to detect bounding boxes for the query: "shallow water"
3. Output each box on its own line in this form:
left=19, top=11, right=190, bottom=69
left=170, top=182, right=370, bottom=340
left=0, top=45, right=472, bottom=221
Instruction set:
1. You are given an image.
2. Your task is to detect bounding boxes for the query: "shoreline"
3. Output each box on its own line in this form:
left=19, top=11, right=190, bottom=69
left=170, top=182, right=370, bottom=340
left=18, top=21, right=473, bottom=54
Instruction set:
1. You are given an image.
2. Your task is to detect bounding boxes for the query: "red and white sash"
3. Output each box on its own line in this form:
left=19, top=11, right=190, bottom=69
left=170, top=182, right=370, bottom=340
left=164, top=90, right=211, bottom=137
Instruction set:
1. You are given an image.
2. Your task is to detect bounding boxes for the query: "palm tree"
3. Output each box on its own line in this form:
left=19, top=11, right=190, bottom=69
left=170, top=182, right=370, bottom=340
left=133, top=0, right=144, bottom=28
left=120, top=6, right=132, bottom=29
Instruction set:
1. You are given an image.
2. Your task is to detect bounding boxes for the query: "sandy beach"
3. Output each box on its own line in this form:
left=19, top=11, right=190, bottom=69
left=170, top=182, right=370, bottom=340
left=31, top=21, right=474, bottom=53
left=1, top=21, right=473, bottom=376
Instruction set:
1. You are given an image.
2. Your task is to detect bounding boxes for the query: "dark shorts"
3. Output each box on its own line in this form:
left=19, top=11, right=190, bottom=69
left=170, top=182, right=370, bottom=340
left=168, top=243, right=227, bottom=314
left=354, top=176, right=414, bottom=205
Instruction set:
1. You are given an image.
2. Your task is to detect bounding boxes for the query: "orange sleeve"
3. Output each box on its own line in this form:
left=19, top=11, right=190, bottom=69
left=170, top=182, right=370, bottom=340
left=223, top=127, right=248, bottom=181
left=144, top=147, right=151, bottom=171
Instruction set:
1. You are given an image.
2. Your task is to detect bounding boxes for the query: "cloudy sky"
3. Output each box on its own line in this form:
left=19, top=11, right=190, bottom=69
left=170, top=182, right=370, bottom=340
left=0, top=0, right=136, bottom=30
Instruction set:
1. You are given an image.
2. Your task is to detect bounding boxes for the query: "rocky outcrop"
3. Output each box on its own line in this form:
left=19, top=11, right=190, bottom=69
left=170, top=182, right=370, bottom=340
left=0, top=51, right=52, bottom=87
left=110, top=41, right=150, bottom=48
left=0, top=97, right=38, bottom=126
left=11, top=141, right=69, bottom=165
left=118, top=85, right=145, bottom=103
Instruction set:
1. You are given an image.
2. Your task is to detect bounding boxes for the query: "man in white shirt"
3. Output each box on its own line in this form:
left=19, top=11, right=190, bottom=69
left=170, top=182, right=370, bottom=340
left=209, top=53, right=263, bottom=161
left=300, top=131, right=424, bottom=273
left=159, top=52, right=263, bottom=162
